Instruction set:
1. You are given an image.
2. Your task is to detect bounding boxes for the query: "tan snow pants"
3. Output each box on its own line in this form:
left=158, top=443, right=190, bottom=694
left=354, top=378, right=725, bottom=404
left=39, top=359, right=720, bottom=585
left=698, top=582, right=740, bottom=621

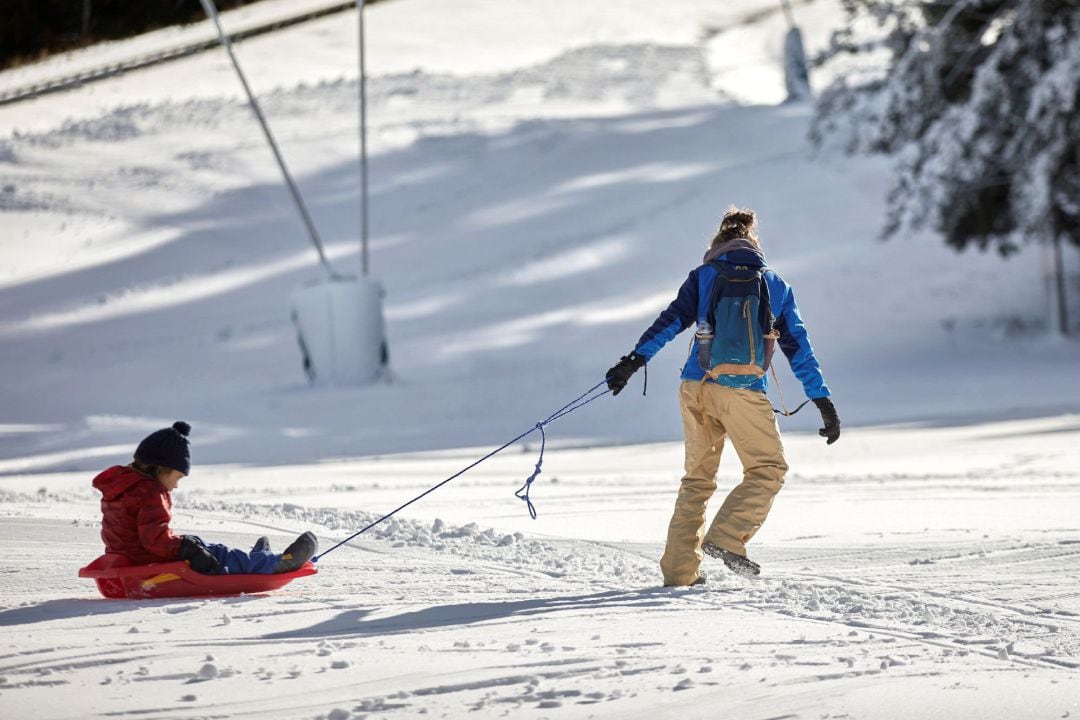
left=659, top=381, right=789, bottom=586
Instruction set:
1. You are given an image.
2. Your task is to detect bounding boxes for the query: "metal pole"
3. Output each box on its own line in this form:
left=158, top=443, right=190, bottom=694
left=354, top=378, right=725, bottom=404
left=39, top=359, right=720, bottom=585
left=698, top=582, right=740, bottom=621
left=358, top=0, right=370, bottom=277
left=1053, top=234, right=1069, bottom=336
left=198, top=0, right=338, bottom=279
left=82, top=0, right=92, bottom=37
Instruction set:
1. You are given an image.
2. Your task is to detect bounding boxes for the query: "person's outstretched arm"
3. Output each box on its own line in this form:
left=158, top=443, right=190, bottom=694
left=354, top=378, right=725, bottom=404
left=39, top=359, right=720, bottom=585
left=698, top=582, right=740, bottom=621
left=772, top=277, right=839, bottom=444
left=607, top=270, right=699, bottom=395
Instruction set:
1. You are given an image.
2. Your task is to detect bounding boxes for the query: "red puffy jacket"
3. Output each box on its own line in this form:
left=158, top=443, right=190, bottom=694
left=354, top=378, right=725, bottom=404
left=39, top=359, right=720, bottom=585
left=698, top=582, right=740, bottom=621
left=92, top=465, right=183, bottom=564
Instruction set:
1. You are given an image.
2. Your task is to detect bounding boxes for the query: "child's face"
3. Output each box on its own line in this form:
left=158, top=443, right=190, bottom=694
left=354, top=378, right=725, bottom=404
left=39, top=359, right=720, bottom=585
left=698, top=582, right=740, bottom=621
left=158, top=468, right=185, bottom=491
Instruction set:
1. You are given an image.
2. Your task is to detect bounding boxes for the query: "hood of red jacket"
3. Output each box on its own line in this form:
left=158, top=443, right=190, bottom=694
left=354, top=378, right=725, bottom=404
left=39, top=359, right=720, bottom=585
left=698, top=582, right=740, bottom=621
left=92, top=465, right=154, bottom=500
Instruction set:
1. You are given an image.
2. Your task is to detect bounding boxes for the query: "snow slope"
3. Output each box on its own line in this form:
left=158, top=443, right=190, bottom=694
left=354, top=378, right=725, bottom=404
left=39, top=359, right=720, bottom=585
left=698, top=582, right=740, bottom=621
left=1, top=0, right=1076, bottom=469
left=1, top=0, right=1079, bottom=718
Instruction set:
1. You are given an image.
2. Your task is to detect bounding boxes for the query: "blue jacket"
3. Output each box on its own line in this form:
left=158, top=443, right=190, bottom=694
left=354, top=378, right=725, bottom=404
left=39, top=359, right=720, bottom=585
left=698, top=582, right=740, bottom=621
left=633, top=246, right=830, bottom=398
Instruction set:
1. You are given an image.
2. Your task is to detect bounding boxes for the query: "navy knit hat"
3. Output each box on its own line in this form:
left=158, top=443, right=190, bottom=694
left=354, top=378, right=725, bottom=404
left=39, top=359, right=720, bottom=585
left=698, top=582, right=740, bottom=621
left=134, top=421, right=191, bottom=475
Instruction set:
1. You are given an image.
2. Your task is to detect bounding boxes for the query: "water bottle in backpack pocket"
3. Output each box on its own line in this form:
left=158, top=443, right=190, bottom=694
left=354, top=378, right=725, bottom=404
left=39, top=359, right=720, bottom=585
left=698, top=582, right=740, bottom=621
left=695, top=320, right=714, bottom=371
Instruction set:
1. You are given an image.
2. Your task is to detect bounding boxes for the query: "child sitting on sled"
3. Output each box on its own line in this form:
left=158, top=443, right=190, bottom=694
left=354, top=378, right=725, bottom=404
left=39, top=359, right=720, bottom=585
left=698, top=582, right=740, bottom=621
left=92, top=421, right=317, bottom=575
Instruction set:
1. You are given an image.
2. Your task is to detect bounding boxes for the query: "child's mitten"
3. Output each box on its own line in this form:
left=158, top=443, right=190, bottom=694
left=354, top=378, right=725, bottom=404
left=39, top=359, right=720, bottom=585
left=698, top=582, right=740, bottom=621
left=179, top=536, right=221, bottom=574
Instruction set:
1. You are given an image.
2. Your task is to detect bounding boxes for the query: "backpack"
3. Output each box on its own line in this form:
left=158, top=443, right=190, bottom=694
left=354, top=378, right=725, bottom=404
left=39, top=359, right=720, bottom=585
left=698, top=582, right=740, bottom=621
left=696, top=262, right=779, bottom=386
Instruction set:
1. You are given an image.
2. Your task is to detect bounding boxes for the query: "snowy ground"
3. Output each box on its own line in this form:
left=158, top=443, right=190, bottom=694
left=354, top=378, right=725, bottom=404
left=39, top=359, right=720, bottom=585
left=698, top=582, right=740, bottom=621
left=3, top=419, right=1080, bottom=719
left=1, top=0, right=1079, bottom=718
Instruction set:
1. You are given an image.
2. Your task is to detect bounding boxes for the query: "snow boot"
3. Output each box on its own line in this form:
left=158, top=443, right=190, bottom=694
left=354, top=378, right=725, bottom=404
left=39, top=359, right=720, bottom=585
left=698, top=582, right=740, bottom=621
left=273, top=532, right=317, bottom=573
left=702, top=542, right=760, bottom=577
left=664, top=572, right=707, bottom=588
left=251, top=536, right=271, bottom=553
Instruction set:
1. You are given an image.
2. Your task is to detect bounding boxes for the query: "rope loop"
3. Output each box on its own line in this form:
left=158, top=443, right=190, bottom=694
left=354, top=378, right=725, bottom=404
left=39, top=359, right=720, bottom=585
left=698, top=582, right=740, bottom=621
left=514, top=423, right=545, bottom=520
left=772, top=398, right=810, bottom=417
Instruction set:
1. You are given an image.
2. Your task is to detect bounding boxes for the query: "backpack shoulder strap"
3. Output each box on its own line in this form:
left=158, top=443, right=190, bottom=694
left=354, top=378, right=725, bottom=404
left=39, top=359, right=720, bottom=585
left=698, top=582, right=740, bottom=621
left=704, top=261, right=731, bottom=327
left=757, top=271, right=779, bottom=338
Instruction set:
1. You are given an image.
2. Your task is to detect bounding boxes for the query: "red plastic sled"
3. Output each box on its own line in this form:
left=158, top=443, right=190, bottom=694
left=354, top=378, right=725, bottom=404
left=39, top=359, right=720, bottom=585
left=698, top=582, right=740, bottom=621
left=79, top=553, right=317, bottom=599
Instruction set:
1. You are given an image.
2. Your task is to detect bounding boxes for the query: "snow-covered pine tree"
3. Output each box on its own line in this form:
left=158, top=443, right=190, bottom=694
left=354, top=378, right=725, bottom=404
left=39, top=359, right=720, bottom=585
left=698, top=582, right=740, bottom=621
left=812, top=0, right=1080, bottom=335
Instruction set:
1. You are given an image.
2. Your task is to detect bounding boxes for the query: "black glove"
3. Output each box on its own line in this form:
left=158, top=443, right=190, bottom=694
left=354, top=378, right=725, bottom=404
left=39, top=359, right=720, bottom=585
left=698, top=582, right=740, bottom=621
left=179, top=535, right=220, bottom=574
left=605, top=352, right=646, bottom=396
left=813, top=397, right=840, bottom=445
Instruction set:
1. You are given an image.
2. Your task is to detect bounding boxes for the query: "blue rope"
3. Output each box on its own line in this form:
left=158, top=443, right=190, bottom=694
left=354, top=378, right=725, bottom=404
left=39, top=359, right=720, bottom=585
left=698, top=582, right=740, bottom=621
left=314, top=379, right=611, bottom=563
left=514, top=423, right=545, bottom=520
left=513, top=380, right=613, bottom=517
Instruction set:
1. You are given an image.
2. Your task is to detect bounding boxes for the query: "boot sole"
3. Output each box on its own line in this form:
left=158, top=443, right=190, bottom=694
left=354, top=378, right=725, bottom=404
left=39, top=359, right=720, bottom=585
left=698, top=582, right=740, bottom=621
left=702, top=543, right=760, bottom=577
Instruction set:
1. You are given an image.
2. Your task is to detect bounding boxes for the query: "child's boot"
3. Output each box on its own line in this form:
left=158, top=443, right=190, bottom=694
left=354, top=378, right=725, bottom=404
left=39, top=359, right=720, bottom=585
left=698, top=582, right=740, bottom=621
left=251, top=536, right=271, bottom=553
left=273, top=532, right=317, bottom=573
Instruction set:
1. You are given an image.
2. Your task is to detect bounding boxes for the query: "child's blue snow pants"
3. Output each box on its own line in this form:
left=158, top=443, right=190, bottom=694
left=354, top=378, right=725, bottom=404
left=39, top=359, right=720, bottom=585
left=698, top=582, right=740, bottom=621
left=188, top=536, right=279, bottom=574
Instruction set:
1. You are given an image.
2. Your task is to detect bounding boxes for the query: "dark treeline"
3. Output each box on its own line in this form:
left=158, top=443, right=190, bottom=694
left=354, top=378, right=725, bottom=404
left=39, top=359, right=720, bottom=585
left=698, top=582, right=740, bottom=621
left=0, top=0, right=265, bottom=69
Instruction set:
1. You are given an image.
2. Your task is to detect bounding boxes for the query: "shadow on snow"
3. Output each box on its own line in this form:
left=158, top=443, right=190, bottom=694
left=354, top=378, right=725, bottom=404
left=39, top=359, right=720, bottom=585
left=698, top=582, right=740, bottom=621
left=263, top=587, right=686, bottom=640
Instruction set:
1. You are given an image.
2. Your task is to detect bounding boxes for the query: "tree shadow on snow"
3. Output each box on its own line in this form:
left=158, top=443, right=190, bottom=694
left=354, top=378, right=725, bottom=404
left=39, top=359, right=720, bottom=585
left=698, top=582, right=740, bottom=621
left=0, top=84, right=827, bottom=470
left=263, top=587, right=685, bottom=640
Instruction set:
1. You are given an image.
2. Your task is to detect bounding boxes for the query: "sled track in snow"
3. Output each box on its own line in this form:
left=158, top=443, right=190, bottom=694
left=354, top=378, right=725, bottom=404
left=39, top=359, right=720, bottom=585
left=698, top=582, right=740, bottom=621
left=595, top=540, right=1080, bottom=672
left=789, top=570, right=1080, bottom=627
left=689, top=577, right=1080, bottom=672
